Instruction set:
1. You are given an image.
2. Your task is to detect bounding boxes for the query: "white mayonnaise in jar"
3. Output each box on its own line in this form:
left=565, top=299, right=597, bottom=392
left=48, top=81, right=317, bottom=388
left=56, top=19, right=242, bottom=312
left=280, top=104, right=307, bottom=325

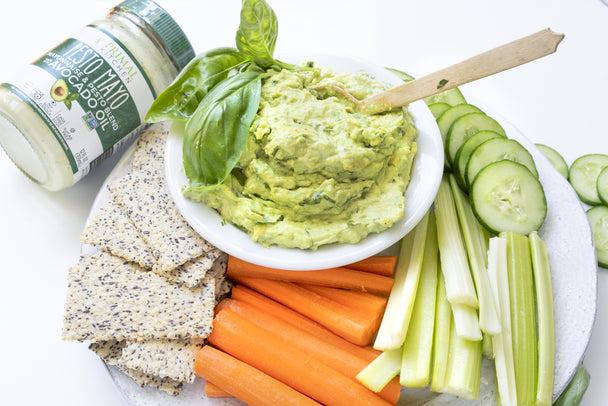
left=0, top=0, right=194, bottom=190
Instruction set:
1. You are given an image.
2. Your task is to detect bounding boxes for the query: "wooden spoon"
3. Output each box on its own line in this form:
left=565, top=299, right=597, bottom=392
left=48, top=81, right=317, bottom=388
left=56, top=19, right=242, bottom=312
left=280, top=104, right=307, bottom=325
left=321, top=28, right=564, bottom=114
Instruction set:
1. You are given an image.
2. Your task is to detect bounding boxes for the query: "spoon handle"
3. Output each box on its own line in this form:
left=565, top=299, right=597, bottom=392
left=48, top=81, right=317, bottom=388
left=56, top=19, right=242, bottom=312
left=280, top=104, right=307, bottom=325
left=361, top=28, right=564, bottom=110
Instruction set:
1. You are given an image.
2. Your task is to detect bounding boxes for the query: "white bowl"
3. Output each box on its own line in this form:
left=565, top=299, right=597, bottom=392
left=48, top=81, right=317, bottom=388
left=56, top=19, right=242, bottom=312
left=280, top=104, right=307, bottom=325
left=164, top=53, right=444, bottom=270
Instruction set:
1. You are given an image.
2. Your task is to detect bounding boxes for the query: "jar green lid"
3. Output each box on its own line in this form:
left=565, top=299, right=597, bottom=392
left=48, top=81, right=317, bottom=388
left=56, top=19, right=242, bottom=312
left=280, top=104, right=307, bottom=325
left=112, top=0, right=195, bottom=71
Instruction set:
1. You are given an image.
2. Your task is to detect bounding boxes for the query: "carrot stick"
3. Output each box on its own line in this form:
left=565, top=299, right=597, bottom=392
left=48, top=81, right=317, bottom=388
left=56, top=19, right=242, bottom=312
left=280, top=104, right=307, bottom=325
left=231, top=284, right=380, bottom=361
left=298, top=283, right=387, bottom=329
left=209, top=308, right=393, bottom=406
left=204, top=381, right=232, bottom=398
left=195, top=345, right=321, bottom=406
left=233, top=276, right=380, bottom=346
left=220, top=298, right=401, bottom=404
left=345, top=256, right=398, bottom=277
left=227, top=256, right=394, bottom=296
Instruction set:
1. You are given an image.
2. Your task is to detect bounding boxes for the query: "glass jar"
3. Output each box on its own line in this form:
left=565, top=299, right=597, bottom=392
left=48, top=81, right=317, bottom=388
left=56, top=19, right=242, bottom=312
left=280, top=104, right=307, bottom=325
left=0, top=0, right=194, bottom=190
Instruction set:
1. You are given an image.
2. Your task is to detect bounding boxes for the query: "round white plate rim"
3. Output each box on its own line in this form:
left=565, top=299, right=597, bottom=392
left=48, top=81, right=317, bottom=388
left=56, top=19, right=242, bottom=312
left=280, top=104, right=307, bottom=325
left=164, top=52, right=444, bottom=271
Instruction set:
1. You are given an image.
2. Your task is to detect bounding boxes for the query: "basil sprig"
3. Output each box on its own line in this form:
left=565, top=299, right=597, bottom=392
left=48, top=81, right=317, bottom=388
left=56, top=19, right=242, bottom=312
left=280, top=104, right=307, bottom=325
left=146, top=0, right=290, bottom=189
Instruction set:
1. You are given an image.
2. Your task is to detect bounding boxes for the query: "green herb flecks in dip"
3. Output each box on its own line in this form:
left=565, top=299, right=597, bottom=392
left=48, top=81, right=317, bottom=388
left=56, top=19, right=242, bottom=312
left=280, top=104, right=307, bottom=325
left=184, top=65, right=418, bottom=250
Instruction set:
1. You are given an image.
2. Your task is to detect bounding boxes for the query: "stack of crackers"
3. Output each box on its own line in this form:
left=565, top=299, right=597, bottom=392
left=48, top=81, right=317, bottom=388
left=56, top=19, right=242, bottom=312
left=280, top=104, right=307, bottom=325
left=62, top=124, right=231, bottom=395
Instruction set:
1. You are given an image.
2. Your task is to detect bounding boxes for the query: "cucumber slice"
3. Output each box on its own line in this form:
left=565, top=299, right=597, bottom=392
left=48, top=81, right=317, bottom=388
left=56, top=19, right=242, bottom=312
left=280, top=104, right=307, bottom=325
left=568, top=153, right=608, bottom=205
left=454, top=130, right=506, bottom=189
left=424, top=87, right=467, bottom=106
left=428, top=102, right=451, bottom=119
left=586, top=205, right=608, bottom=268
left=466, top=138, right=538, bottom=188
left=445, top=112, right=506, bottom=168
left=470, top=160, right=547, bottom=235
left=535, top=143, right=568, bottom=178
left=386, top=67, right=415, bottom=82
left=597, top=167, right=608, bottom=206
left=436, top=104, right=483, bottom=142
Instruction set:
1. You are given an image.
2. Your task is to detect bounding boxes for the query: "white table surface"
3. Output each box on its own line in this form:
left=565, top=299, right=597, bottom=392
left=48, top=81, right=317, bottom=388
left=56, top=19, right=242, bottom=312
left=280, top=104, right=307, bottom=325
left=1, top=0, right=606, bottom=404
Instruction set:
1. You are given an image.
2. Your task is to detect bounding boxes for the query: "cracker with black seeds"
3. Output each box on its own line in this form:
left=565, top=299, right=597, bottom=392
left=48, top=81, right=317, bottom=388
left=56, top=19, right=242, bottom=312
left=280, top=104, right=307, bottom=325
left=79, top=200, right=156, bottom=269
left=107, top=171, right=214, bottom=274
left=62, top=251, right=215, bottom=342
left=89, top=340, right=182, bottom=395
left=131, top=125, right=169, bottom=175
left=163, top=248, right=224, bottom=288
left=118, top=338, right=203, bottom=384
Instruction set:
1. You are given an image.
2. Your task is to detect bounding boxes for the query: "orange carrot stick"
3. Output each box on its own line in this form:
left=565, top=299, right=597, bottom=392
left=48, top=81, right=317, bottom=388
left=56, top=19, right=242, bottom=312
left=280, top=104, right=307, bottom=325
left=298, top=283, right=388, bottom=321
left=204, top=381, right=232, bottom=398
left=344, top=255, right=398, bottom=277
left=209, top=308, right=393, bottom=406
left=230, top=284, right=380, bottom=361
left=233, top=276, right=379, bottom=346
left=195, top=345, right=321, bottom=406
left=220, top=298, right=401, bottom=404
left=227, top=256, right=393, bottom=296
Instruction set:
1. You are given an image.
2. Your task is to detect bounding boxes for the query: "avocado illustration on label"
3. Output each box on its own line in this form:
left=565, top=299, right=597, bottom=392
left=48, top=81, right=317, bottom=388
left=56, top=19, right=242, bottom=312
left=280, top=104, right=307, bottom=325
left=51, top=79, right=69, bottom=102
left=50, top=79, right=79, bottom=110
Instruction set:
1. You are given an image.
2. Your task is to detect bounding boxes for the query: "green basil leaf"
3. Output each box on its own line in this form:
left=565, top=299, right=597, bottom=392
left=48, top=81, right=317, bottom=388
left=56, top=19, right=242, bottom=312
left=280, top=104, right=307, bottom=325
left=236, top=0, right=281, bottom=68
left=183, top=71, right=262, bottom=189
left=145, top=47, right=250, bottom=123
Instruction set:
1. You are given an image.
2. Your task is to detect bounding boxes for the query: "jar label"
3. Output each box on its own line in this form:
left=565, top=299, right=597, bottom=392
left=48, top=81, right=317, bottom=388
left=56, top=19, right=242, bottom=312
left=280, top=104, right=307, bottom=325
left=2, top=25, right=155, bottom=183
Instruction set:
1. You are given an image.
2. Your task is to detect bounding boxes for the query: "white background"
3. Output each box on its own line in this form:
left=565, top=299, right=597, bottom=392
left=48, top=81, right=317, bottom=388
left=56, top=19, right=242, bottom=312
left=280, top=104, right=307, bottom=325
left=0, top=0, right=606, bottom=404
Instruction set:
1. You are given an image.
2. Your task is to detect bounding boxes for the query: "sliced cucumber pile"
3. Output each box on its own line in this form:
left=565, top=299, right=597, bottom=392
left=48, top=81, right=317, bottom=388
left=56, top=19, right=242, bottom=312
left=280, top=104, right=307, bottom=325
left=386, top=70, right=549, bottom=236
left=420, top=95, right=545, bottom=235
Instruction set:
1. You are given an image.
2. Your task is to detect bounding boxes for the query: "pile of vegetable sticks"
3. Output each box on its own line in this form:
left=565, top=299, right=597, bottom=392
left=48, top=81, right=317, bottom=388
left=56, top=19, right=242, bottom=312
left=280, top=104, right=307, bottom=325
left=195, top=255, right=401, bottom=406
left=194, top=172, right=555, bottom=406
left=358, top=174, right=555, bottom=406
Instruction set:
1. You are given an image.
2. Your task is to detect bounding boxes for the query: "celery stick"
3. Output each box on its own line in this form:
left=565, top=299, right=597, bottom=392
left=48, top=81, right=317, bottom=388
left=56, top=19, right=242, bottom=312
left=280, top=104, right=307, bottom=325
left=449, top=174, right=501, bottom=335
left=374, top=212, right=429, bottom=351
left=529, top=231, right=555, bottom=406
left=435, top=175, right=478, bottom=308
left=452, top=303, right=482, bottom=341
left=488, top=236, right=517, bottom=406
left=400, top=213, right=439, bottom=388
left=430, top=268, right=452, bottom=393
left=482, top=333, right=494, bottom=359
left=356, top=348, right=402, bottom=392
left=442, top=309, right=483, bottom=400
left=502, top=231, right=538, bottom=406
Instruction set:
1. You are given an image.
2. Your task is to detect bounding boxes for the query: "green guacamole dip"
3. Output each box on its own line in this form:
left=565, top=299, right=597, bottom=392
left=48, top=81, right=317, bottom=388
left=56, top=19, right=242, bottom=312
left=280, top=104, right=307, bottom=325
left=185, top=65, right=418, bottom=250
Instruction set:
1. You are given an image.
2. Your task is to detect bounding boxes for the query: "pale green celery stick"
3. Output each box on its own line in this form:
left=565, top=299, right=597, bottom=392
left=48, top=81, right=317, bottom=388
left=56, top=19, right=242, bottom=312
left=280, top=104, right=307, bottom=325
left=400, top=212, right=439, bottom=387
left=434, top=175, right=478, bottom=308
left=442, top=309, right=483, bottom=400
left=501, top=231, right=538, bottom=406
left=449, top=174, right=501, bottom=335
left=482, top=333, right=494, bottom=359
left=430, top=268, right=451, bottom=393
left=529, top=231, right=555, bottom=406
left=452, top=303, right=482, bottom=341
left=487, top=236, right=517, bottom=406
left=356, top=348, right=402, bottom=392
left=374, top=212, right=429, bottom=351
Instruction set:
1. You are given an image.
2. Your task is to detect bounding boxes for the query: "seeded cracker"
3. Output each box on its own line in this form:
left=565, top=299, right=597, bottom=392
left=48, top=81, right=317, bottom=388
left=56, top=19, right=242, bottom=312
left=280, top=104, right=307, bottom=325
left=79, top=200, right=156, bottom=269
left=118, top=338, right=203, bottom=384
left=131, top=125, right=169, bottom=175
left=62, top=251, right=215, bottom=342
left=89, top=341, right=182, bottom=395
left=107, top=171, right=214, bottom=274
